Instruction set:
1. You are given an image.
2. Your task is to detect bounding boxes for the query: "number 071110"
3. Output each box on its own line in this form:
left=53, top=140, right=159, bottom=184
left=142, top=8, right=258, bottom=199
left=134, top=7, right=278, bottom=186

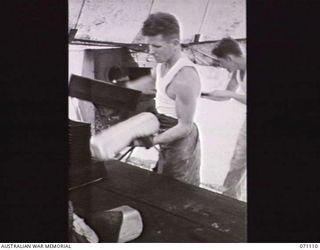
left=300, top=244, right=318, bottom=248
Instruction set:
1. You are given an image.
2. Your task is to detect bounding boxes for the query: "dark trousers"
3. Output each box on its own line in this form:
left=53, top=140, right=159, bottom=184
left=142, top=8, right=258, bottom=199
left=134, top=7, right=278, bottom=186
left=154, top=114, right=201, bottom=186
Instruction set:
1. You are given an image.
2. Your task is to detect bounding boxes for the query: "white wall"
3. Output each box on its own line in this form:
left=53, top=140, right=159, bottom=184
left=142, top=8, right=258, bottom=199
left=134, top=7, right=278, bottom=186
left=68, top=46, right=84, bottom=80
left=196, top=92, right=246, bottom=187
left=68, top=45, right=95, bottom=126
left=68, top=46, right=85, bottom=121
left=197, top=66, right=246, bottom=188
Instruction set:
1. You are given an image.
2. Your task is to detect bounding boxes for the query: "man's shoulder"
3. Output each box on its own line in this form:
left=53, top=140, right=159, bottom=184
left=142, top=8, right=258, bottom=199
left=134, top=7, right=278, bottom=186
left=170, top=66, right=201, bottom=98
left=174, top=66, right=200, bottom=85
left=178, top=65, right=198, bottom=75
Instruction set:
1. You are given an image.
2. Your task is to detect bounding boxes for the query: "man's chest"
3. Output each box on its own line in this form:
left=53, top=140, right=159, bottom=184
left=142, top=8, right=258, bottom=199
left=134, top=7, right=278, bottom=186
left=158, top=65, right=179, bottom=100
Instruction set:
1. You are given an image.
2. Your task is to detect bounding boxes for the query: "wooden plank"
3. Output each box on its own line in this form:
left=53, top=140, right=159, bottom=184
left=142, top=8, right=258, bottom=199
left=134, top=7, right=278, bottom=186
left=69, top=161, right=107, bottom=188
left=69, top=74, right=141, bottom=111
left=93, top=160, right=246, bottom=241
left=69, top=185, right=240, bottom=242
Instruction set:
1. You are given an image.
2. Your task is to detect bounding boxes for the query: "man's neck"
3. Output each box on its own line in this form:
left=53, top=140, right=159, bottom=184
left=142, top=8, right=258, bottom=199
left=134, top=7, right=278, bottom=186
left=237, top=56, right=246, bottom=71
left=164, top=49, right=181, bottom=69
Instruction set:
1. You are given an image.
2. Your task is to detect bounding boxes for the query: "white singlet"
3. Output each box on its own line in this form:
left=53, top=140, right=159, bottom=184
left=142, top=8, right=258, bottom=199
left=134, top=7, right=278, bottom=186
left=155, top=56, right=200, bottom=119
left=236, top=69, right=247, bottom=94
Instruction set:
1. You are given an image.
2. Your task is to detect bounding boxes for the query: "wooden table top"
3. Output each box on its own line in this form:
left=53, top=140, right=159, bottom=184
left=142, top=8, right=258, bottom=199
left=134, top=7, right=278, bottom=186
left=69, top=160, right=247, bottom=242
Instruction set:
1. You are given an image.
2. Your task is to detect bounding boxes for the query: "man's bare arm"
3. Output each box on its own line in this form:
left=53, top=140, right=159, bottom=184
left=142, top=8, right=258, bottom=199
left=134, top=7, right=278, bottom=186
left=226, top=71, right=239, bottom=91
left=217, top=91, right=246, bottom=104
left=202, top=71, right=239, bottom=101
left=153, top=67, right=200, bottom=145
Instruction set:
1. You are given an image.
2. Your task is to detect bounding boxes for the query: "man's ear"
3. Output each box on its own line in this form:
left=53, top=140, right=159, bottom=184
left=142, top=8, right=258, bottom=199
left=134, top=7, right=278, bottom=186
left=227, top=54, right=238, bottom=63
left=172, top=38, right=180, bottom=46
left=225, top=55, right=232, bottom=62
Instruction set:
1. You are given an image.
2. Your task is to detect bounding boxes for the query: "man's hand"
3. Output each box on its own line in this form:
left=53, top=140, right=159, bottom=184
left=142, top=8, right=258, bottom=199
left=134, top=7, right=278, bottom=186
left=201, top=90, right=233, bottom=101
left=131, top=136, right=154, bottom=149
left=202, top=90, right=246, bottom=104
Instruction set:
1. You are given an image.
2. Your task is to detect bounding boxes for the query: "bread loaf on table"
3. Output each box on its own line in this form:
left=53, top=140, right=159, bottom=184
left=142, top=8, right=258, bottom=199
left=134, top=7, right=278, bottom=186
left=89, top=206, right=143, bottom=242
left=90, top=112, right=159, bottom=161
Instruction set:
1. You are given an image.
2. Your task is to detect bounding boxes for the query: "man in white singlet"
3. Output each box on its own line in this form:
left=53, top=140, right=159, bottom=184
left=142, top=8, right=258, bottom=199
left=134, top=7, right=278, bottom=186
left=127, top=12, right=201, bottom=186
left=202, top=37, right=246, bottom=200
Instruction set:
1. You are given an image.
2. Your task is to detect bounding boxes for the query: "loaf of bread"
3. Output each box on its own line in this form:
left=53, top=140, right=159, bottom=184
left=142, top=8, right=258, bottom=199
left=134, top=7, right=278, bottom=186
left=90, top=112, right=159, bottom=161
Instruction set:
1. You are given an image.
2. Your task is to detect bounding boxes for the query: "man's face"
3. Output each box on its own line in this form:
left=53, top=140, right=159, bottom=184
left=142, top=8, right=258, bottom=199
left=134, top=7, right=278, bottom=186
left=216, top=55, right=237, bottom=72
left=146, top=34, right=176, bottom=63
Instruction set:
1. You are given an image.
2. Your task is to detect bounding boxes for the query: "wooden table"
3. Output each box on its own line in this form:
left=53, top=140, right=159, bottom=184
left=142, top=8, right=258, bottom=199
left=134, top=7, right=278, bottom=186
left=69, top=160, right=246, bottom=242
